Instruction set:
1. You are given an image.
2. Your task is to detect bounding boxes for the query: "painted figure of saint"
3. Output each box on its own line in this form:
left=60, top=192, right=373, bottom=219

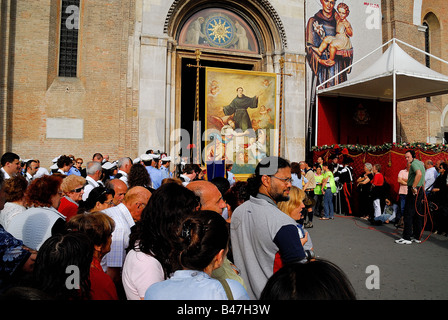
left=223, top=87, right=259, bottom=131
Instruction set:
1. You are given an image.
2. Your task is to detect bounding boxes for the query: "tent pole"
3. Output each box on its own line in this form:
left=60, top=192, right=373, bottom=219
left=395, top=38, right=448, bottom=66
left=315, top=93, right=319, bottom=146
left=393, top=39, right=397, bottom=143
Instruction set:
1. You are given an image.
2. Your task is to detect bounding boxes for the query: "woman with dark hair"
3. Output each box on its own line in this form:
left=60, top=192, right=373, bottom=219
left=260, top=259, right=356, bottom=300
left=291, top=161, right=308, bottom=190
left=122, top=182, right=200, bottom=300
left=223, top=181, right=249, bottom=223
left=128, top=163, right=152, bottom=190
left=0, top=175, right=28, bottom=229
left=144, top=210, right=249, bottom=300
left=77, top=186, right=115, bottom=214
left=6, top=175, right=65, bottom=250
left=32, top=232, right=93, bottom=300
left=66, top=212, right=118, bottom=300
left=431, top=162, right=448, bottom=236
left=357, top=163, right=374, bottom=219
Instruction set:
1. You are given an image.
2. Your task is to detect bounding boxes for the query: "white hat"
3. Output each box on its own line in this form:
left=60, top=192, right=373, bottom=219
left=161, top=156, right=171, bottom=162
left=50, top=163, right=58, bottom=170
left=52, top=155, right=61, bottom=163
left=140, top=154, right=152, bottom=161
left=133, top=157, right=141, bottom=164
left=102, top=162, right=116, bottom=170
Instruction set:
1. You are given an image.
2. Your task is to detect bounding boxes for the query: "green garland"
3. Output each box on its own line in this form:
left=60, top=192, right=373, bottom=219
left=311, top=142, right=448, bottom=153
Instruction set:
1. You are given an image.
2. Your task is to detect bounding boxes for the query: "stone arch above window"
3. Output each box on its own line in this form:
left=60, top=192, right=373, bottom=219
left=177, top=8, right=259, bottom=54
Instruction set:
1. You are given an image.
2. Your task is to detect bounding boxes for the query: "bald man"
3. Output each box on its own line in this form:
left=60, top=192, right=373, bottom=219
left=106, top=178, right=128, bottom=206
left=186, top=180, right=227, bottom=215
left=102, top=186, right=151, bottom=299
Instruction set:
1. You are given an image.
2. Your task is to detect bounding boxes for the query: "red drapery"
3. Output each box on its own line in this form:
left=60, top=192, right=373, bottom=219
left=317, top=97, right=393, bottom=146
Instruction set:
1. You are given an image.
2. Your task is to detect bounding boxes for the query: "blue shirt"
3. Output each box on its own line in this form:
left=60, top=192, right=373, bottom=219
left=144, top=270, right=250, bottom=300
left=291, top=173, right=308, bottom=189
left=67, top=166, right=81, bottom=176
left=146, top=166, right=163, bottom=189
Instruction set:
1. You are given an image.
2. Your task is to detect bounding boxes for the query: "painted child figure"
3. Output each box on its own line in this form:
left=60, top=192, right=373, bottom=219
left=312, top=2, right=353, bottom=67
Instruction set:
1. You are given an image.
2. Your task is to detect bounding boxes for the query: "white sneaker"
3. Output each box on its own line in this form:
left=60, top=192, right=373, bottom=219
left=395, top=238, right=412, bottom=244
left=411, top=238, right=422, bottom=244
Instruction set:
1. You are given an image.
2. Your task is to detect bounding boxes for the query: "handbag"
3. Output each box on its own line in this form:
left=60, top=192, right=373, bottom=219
left=218, top=279, right=234, bottom=300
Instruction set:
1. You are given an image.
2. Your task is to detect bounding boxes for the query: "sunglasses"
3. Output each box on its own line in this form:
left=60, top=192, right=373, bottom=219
left=71, top=186, right=85, bottom=193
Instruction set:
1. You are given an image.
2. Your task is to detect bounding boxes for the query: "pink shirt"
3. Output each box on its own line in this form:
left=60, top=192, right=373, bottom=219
left=122, top=248, right=165, bottom=300
left=398, top=169, right=409, bottom=195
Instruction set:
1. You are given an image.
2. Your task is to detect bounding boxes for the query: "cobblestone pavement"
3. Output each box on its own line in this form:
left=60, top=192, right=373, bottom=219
left=306, top=214, right=448, bottom=300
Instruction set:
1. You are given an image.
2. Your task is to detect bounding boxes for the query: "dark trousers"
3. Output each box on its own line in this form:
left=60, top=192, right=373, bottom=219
left=402, top=186, right=425, bottom=240
left=305, top=190, right=315, bottom=222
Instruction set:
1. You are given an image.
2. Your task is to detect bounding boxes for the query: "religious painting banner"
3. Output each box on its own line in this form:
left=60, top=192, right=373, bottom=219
left=204, top=67, right=277, bottom=177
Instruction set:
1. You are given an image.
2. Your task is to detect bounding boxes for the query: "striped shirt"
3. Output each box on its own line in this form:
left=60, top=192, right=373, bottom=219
left=101, top=203, right=135, bottom=269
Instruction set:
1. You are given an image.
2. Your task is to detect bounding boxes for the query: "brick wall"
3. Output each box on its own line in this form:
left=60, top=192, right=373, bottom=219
left=382, top=0, right=448, bottom=143
left=1, top=0, right=137, bottom=168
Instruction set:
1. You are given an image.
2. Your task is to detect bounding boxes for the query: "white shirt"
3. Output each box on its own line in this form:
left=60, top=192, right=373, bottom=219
left=122, top=247, right=165, bottom=300
left=117, top=170, right=128, bottom=186
left=0, top=202, right=26, bottom=229
left=82, top=176, right=101, bottom=201
left=34, top=167, right=50, bottom=179
left=101, top=203, right=135, bottom=270
left=179, top=174, right=191, bottom=186
left=425, top=166, right=438, bottom=191
left=25, top=172, right=34, bottom=184
left=7, top=206, right=66, bottom=250
left=0, top=168, right=11, bottom=179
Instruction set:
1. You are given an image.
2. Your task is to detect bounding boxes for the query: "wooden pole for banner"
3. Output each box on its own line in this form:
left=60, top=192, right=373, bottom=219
left=278, top=58, right=292, bottom=157
left=187, top=49, right=203, bottom=164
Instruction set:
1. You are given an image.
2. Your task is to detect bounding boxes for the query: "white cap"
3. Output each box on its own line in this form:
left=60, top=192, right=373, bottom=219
left=102, top=162, right=116, bottom=170
left=161, top=156, right=171, bottom=162
left=50, top=163, right=58, bottom=170
left=52, top=155, right=61, bottom=163
left=140, top=153, right=152, bottom=161
left=133, top=157, right=141, bottom=164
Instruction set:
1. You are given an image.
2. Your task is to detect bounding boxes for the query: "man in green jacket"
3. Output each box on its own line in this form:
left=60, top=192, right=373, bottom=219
left=395, top=150, right=426, bottom=245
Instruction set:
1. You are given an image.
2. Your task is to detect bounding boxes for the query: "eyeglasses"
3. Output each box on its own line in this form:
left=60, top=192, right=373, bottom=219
left=70, top=186, right=85, bottom=193
left=270, top=175, right=293, bottom=184
left=77, top=162, right=83, bottom=165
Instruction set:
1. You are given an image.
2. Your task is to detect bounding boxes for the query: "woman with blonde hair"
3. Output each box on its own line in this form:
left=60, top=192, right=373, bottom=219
left=58, top=175, right=86, bottom=220
left=278, top=186, right=313, bottom=253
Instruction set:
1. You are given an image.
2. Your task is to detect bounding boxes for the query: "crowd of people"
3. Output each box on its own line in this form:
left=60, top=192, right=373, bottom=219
left=0, top=147, right=446, bottom=300
left=0, top=151, right=358, bottom=300
left=294, top=151, right=448, bottom=243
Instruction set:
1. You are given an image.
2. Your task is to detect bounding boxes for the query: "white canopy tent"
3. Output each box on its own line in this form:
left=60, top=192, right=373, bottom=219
left=315, top=38, right=448, bottom=144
